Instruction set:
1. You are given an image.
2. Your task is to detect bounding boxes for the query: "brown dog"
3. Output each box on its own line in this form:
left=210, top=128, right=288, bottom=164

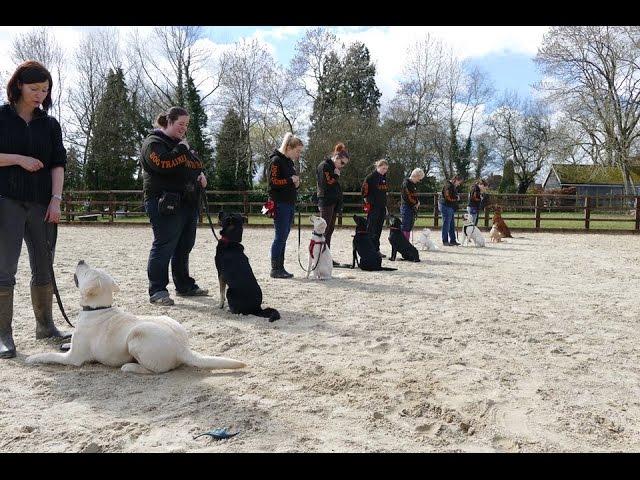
left=492, top=206, right=512, bottom=238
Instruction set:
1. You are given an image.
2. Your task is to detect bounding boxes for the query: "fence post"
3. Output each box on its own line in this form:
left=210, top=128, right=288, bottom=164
left=534, top=195, right=541, bottom=231
left=433, top=195, right=439, bottom=228
left=108, top=191, right=115, bottom=223
left=635, top=196, right=640, bottom=231
left=484, top=207, right=489, bottom=228
left=243, top=191, right=249, bottom=224
left=338, top=210, right=343, bottom=226
left=584, top=196, right=590, bottom=230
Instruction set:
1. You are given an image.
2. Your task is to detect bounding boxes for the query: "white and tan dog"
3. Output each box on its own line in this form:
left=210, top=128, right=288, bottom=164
left=414, top=228, right=439, bottom=251
left=460, top=214, right=486, bottom=247
left=489, top=225, right=503, bottom=243
left=25, top=261, right=246, bottom=374
left=307, top=215, right=332, bottom=280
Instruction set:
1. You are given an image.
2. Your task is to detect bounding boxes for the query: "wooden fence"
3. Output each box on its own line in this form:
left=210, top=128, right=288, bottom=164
left=58, top=190, right=640, bottom=233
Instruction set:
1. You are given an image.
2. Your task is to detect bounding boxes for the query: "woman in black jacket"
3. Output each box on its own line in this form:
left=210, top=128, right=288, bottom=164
left=140, top=107, right=208, bottom=305
left=361, top=159, right=389, bottom=256
left=316, top=142, right=349, bottom=257
left=0, top=61, right=71, bottom=359
left=268, top=133, right=303, bottom=279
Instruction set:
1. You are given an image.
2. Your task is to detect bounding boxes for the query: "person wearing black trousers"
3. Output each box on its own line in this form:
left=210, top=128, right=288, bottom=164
left=140, top=106, right=209, bottom=306
left=316, top=142, right=349, bottom=265
left=361, top=159, right=389, bottom=257
left=0, top=61, right=72, bottom=359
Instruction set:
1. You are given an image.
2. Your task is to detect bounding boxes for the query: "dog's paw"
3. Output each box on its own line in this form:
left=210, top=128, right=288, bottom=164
left=25, top=355, right=39, bottom=364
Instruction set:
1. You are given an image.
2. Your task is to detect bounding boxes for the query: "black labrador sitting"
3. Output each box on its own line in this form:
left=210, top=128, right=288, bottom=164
left=215, top=212, right=280, bottom=322
left=352, top=215, right=397, bottom=271
left=388, top=215, right=420, bottom=262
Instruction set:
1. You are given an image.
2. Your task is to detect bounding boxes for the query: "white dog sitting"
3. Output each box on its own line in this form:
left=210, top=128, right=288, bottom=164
left=26, top=260, right=246, bottom=374
left=489, top=225, right=503, bottom=243
left=414, top=228, right=439, bottom=251
left=307, top=215, right=332, bottom=280
left=460, top=214, right=486, bottom=247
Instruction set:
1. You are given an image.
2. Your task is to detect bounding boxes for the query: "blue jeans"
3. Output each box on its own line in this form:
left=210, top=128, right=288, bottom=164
left=439, top=203, right=457, bottom=244
left=145, top=198, right=199, bottom=297
left=271, top=201, right=295, bottom=260
left=400, top=204, right=415, bottom=232
left=467, top=206, right=479, bottom=226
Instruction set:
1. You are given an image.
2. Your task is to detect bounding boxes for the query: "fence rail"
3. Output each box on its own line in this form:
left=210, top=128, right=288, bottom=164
left=58, top=190, right=640, bottom=233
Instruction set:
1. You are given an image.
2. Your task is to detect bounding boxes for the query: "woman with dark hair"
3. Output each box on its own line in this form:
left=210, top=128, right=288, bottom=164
left=467, top=178, right=488, bottom=226
left=316, top=142, right=349, bottom=263
left=439, top=175, right=463, bottom=246
left=361, top=159, right=389, bottom=257
left=140, top=106, right=208, bottom=305
left=0, top=61, right=71, bottom=359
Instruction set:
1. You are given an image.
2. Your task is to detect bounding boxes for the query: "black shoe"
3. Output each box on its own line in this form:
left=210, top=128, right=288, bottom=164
left=450, top=241, right=461, bottom=246
left=176, top=287, right=209, bottom=297
left=0, top=286, right=16, bottom=359
left=270, top=259, right=293, bottom=279
left=378, top=252, right=387, bottom=258
left=442, top=242, right=451, bottom=246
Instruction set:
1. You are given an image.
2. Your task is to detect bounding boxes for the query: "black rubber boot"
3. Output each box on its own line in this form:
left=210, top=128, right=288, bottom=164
left=0, top=286, right=16, bottom=359
left=270, top=259, right=292, bottom=279
left=279, top=255, right=294, bottom=279
left=31, top=284, right=72, bottom=340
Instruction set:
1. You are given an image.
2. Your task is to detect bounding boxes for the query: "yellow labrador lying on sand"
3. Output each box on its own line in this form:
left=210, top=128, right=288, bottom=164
left=26, top=261, right=246, bottom=374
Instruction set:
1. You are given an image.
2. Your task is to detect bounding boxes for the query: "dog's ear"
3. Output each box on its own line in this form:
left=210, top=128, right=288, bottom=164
left=80, top=277, right=101, bottom=298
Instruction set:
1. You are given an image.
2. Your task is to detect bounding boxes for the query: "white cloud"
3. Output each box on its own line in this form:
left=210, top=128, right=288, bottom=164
left=333, top=26, right=549, bottom=107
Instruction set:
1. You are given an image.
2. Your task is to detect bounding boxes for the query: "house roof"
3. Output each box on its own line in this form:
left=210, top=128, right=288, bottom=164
left=551, top=164, right=640, bottom=186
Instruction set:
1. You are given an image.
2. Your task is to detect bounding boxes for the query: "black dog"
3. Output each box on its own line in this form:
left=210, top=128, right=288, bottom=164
left=215, top=212, right=280, bottom=322
left=388, top=215, right=420, bottom=262
left=352, top=215, right=397, bottom=271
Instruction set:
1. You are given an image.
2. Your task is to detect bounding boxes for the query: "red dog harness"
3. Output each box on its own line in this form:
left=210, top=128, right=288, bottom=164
left=309, top=232, right=327, bottom=259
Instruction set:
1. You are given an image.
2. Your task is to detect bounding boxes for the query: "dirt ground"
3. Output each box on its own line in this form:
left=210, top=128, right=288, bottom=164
left=1, top=225, right=639, bottom=452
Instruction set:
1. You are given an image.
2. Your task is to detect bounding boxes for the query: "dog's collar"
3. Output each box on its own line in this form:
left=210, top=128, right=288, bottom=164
left=390, top=226, right=401, bottom=231
left=82, top=305, right=113, bottom=311
left=312, top=231, right=325, bottom=237
left=356, top=229, right=368, bottom=234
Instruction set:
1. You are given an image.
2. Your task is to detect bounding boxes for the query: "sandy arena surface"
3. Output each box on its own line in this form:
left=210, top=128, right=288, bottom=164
left=1, top=225, right=639, bottom=452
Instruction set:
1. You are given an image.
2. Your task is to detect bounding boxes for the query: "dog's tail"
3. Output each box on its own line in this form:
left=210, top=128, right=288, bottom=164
left=180, top=349, right=246, bottom=370
left=254, top=307, right=281, bottom=322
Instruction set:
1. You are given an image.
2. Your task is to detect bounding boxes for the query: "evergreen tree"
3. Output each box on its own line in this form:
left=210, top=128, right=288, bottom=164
left=306, top=42, right=384, bottom=191
left=185, top=75, right=214, bottom=180
left=498, top=159, right=517, bottom=193
left=64, top=145, right=84, bottom=190
left=213, top=109, right=248, bottom=191
left=85, top=68, right=139, bottom=190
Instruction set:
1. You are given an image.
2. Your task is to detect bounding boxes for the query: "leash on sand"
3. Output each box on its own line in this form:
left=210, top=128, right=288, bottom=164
left=296, top=208, right=322, bottom=274
left=200, top=190, right=220, bottom=242
left=43, top=222, right=75, bottom=328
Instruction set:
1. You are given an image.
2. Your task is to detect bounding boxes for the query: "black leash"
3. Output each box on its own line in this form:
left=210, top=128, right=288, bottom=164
left=200, top=190, right=220, bottom=242
left=43, top=222, right=74, bottom=328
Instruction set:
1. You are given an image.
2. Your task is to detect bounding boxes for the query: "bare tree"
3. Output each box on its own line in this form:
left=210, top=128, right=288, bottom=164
left=488, top=92, right=555, bottom=193
left=290, top=27, right=339, bottom=101
left=11, top=27, right=65, bottom=124
left=385, top=35, right=447, bottom=177
left=66, top=28, right=122, bottom=168
left=536, top=26, right=640, bottom=193
left=219, top=39, right=274, bottom=186
left=128, top=26, right=225, bottom=112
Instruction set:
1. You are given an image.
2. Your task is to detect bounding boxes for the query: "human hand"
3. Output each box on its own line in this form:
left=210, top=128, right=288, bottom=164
left=197, top=172, right=207, bottom=188
left=45, top=197, right=61, bottom=223
left=19, top=156, right=44, bottom=172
